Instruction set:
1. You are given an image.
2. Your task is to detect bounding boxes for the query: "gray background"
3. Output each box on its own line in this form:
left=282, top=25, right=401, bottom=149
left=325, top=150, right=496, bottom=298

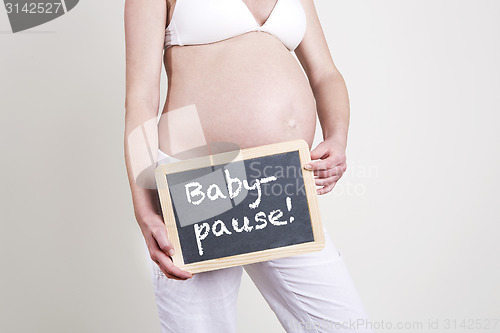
left=1, top=0, right=499, bottom=332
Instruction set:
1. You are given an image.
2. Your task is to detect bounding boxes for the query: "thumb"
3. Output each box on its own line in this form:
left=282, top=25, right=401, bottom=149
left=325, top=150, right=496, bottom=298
left=153, top=227, right=175, bottom=257
left=310, top=142, right=329, bottom=160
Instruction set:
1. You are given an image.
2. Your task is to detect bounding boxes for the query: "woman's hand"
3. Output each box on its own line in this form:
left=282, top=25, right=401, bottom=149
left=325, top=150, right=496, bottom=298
left=304, top=139, right=347, bottom=195
left=138, top=213, right=194, bottom=280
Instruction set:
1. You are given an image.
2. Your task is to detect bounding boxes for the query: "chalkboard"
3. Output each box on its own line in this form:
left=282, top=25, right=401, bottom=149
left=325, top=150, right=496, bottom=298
left=155, top=139, right=325, bottom=273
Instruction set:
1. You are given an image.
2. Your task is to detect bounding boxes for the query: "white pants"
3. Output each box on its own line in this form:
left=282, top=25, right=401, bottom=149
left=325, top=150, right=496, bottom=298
left=147, top=226, right=374, bottom=333
left=151, top=149, right=373, bottom=332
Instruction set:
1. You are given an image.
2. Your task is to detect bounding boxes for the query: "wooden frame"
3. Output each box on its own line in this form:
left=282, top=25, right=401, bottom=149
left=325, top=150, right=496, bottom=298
left=155, top=139, right=324, bottom=273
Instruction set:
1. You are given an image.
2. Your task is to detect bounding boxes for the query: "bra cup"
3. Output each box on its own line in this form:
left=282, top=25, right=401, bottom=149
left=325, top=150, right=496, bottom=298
left=262, top=0, right=307, bottom=51
left=165, top=0, right=307, bottom=51
left=170, top=0, right=257, bottom=46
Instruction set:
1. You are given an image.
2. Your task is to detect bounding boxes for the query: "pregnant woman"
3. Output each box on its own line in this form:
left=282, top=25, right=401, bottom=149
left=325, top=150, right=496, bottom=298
left=124, top=0, right=374, bottom=332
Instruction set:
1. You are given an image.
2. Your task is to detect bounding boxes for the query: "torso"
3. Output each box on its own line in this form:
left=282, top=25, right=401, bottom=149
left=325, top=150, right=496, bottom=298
left=158, top=0, right=316, bottom=156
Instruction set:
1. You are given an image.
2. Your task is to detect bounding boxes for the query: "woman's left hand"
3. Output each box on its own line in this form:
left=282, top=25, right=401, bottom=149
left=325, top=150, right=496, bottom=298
left=304, top=139, right=347, bottom=195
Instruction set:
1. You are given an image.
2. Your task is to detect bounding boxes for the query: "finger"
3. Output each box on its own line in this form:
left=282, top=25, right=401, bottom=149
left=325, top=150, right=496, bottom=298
left=317, top=181, right=337, bottom=195
left=164, top=270, right=187, bottom=280
left=149, top=238, right=193, bottom=279
left=168, top=256, right=195, bottom=277
left=167, top=270, right=196, bottom=279
left=313, top=165, right=345, bottom=178
left=305, top=157, right=339, bottom=172
left=152, top=227, right=176, bottom=257
left=154, top=251, right=193, bottom=279
left=314, top=169, right=335, bottom=178
left=152, top=258, right=186, bottom=280
left=162, top=256, right=193, bottom=279
left=314, top=175, right=341, bottom=186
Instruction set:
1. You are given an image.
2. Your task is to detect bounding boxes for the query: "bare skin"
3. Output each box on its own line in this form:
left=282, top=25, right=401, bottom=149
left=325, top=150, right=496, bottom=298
left=124, top=0, right=350, bottom=280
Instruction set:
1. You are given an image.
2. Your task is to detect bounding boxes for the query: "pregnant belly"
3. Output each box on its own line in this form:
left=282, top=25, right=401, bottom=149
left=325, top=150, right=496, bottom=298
left=158, top=33, right=317, bottom=157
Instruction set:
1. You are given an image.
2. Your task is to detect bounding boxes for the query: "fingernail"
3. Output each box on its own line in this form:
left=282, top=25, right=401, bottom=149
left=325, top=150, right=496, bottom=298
left=169, top=249, right=175, bottom=256
left=304, top=164, right=312, bottom=171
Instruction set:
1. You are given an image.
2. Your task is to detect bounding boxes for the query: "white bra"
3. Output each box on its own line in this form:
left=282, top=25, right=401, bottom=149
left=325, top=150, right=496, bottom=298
left=165, top=0, right=307, bottom=51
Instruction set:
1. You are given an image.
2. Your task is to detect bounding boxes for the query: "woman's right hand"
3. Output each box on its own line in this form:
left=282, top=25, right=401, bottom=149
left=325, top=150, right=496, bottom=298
left=138, top=213, right=194, bottom=280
